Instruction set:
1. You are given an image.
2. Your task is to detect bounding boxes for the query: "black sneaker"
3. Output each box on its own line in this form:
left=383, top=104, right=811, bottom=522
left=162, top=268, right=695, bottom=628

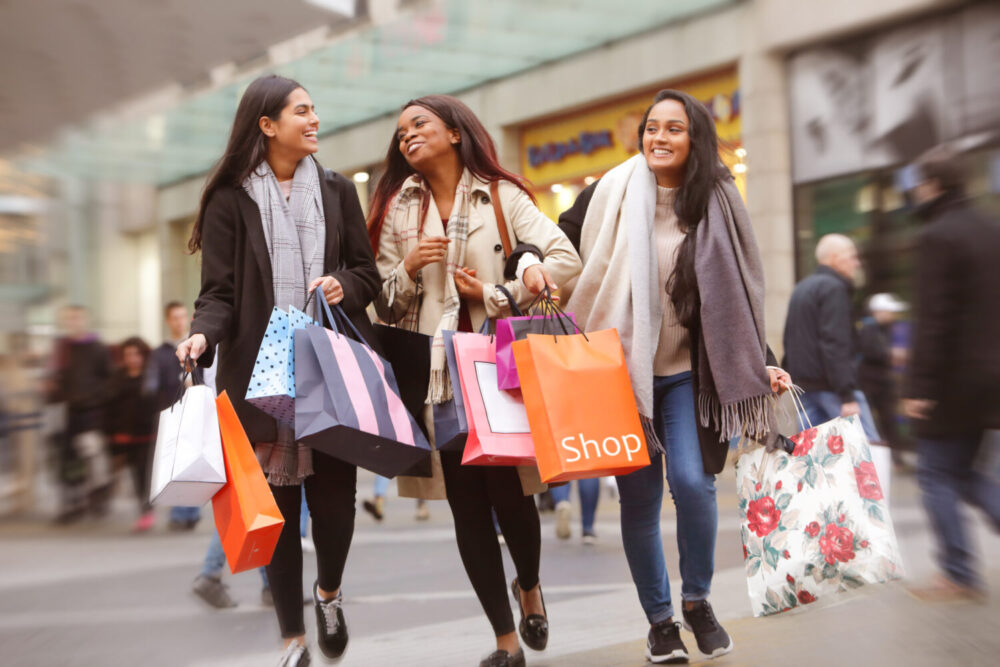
left=313, top=581, right=348, bottom=661
left=646, top=620, right=689, bottom=664
left=192, top=575, right=237, bottom=609
left=277, top=642, right=311, bottom=667
left=681, top=600, right=733, bottom=658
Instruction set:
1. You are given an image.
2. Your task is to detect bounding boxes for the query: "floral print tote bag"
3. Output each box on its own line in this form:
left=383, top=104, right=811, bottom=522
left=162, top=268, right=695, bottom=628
left=736, top=413, right=904, bottom=616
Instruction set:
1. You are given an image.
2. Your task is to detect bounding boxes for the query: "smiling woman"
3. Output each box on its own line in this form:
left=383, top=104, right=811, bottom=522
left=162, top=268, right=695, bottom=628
left=175, top=74, right=382, bottom=667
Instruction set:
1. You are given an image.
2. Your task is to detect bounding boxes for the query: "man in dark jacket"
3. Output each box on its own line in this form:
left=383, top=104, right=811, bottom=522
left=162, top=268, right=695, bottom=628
left=903, top=144, right=1000, bottom=601
left=782, top=235, right=890, bottom=490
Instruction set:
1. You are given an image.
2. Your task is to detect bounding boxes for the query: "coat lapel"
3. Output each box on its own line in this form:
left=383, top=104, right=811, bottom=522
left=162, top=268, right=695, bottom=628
left=316, top=161, right=342, bottom=271
left=236, top=190, right=274, bottom=309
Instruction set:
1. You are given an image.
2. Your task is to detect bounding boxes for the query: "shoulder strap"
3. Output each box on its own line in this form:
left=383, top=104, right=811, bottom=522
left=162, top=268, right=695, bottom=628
left=490, top=180, right=513, bottom=259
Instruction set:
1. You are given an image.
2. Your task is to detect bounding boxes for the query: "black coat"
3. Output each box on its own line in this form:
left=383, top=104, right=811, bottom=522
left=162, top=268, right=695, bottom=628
left=781, top=266, right=858, bottom=403
left=190, top=160, right=381, bottom=444
left=557, top=181, right=777, bottom=475
left=906, top=195, right=1000, bottom=438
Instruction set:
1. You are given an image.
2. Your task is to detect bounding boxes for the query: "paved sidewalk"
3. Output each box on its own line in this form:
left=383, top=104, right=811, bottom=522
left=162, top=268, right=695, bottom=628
left=2, top=468, right=997, bottom=666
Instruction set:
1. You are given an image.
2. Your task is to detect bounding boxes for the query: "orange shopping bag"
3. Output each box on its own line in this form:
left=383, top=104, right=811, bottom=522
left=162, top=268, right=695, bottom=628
left=212, top=391, right=285, bottom=574
left=513, top=329, right=650, bottom=483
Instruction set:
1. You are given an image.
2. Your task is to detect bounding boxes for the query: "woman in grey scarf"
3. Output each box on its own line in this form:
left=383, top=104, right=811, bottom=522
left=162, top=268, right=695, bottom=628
left=555, top=90, right=791, bottom=665
left=177, top=75, right=381, bottom=667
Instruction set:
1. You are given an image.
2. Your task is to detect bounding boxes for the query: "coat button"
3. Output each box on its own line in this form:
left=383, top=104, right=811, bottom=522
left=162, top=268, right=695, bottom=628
left=494, top=244, right=503, bottom=253
left=481, top=195, right=490, bottom=204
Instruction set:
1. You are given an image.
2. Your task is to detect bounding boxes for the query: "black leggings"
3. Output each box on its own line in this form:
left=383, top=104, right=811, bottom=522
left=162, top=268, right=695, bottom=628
left=110, top=442, right=152, bottom=513
left=265, top=450, right=357, bottom=638
left=440, top=451, right=541, bottom=637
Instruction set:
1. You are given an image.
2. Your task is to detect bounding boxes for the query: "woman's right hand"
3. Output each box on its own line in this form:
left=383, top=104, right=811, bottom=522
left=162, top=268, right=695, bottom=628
left=176, top=333, right=207, bottom=369
left=403, top=236, right=450, bottom=280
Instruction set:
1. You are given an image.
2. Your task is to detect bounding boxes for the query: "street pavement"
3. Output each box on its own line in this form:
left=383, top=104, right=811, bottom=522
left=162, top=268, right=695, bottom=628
left=1, top=465, right=997, bottom=666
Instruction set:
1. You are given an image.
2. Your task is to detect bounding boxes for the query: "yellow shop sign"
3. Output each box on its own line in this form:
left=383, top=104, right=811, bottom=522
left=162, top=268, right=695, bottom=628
left=519, top=67, right=740, bottom=186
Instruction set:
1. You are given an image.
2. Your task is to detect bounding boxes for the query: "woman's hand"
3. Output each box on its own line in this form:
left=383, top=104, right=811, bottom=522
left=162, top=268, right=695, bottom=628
left=454, top=267, right=484, bottom=302
left=767, top=366, right=792, bottom=394
left=522, top=264, right=558, bottom=295
left=308, top=276, right=344, bottom=305
left=403, top=236, right=450, bottom=280
left=176, top=333, right=207, bottom=369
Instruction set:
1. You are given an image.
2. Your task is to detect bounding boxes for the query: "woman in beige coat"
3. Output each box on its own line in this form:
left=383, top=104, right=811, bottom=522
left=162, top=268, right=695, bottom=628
left=368, top=95, right=581, bottom=667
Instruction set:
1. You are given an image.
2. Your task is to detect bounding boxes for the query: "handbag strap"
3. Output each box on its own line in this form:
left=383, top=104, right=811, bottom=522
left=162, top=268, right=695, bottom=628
left=490, top=181, right=513, bottom=259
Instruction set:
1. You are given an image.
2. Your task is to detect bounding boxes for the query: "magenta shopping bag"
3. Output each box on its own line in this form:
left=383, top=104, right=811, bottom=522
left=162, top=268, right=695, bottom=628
left=495, top=297, right=577, bottom=390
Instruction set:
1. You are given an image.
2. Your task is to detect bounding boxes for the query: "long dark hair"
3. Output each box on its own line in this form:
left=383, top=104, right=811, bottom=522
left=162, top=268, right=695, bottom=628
left=366, top=94, right=534, bottom=253
left=188, top=75, right=305, bottom=253
left=637, top=89, right=731, bottom=328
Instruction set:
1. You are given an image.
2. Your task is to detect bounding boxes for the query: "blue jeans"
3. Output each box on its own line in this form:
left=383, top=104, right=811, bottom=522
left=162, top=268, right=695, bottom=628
left=201, top=527, right=269, bottom=586
left=615, top=372, right=717, bottom=624
left=170, top=505, right=201, bottom=523
left=549, top=478, right=600, bottom=533
left=797, top=390, right=881, bottom=442
left=373, top=475, right=390, bottom=498
left=917, top=435, right=1000, bottom=588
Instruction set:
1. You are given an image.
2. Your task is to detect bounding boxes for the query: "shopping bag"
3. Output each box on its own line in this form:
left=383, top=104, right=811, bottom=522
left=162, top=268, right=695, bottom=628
left=149, top=383, right=225, bottom=507
left=212, top=391, right=285, bottom=574
left=513, top=328, right=649, bottom=482
left=373, top=323, right=431, bottom=439
left=495, top=297, right=577, bottom=390
left=432, top=330, right=470, bottom=452
left=452, top=330, right=536, bottom=466
left=295, top=300, right=432, bottom=478
left=736, top=412, right=903, bottom=617
left=246, top=306, right=314, bottom=425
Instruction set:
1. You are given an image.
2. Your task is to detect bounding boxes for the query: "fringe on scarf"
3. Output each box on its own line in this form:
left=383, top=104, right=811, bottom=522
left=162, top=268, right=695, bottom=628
left=640, top=415, right=665, bottom=457
left=698, top=390, right=773, bottom=443
left=426, top=368, right=454, bottom=405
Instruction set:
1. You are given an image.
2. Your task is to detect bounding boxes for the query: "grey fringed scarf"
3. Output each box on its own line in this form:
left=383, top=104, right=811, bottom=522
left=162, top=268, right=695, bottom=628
left=565, top=154, right=773, bottom=446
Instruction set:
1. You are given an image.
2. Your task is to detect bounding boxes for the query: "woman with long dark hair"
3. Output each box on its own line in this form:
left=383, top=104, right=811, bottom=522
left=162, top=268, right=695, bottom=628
left=558, top=90, right=790, bottom=664
left=105, top=336, right=156, bottom=531
left=176, top=74, right=381, bottom=667
left=370, top=95, right=581, bottom=667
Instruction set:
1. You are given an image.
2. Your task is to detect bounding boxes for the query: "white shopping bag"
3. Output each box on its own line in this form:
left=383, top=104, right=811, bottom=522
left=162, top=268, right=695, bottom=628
left=149, top=384, right=226, bottom=506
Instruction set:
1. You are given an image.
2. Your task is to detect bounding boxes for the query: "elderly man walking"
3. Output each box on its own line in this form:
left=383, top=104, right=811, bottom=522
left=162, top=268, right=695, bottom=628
left=782, top=234, right=891, bottom=496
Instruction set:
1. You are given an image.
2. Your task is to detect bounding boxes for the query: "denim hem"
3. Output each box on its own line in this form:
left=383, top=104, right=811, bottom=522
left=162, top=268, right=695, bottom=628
left=648, top=605, right=675, bottom=625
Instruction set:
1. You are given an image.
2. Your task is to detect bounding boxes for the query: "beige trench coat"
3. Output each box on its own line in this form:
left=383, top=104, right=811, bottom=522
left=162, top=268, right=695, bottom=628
left=374, top=175, right=583, bottom=499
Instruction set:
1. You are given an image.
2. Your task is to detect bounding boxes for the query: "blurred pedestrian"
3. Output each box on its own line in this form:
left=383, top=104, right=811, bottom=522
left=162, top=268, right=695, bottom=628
left=362, top=476, right=431, bottom=522
left=105, top=336, right=157, bottom=532
left=370, top=94, right=580, bottom=667
left=148, top=301, right=202, bottom=531
left=177, top=74, right=380, bottom=667
left=559, top=90, right=789, bottom=663
left=550, top=479, right=600, bottom=544
left=903, top=144, right=1000, bottom=602
left=858, top=293, right=910, bottom=456
left=47, top=305, right=113, bottom=523
left=782, top=234, right=892, bottom=497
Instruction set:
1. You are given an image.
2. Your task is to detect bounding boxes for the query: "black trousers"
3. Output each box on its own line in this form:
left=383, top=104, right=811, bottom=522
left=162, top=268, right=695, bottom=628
left=265, top=451, right=357, bottom=638
left=440, top=451, right=541, bottom=637
left=110, top=441, right=152, bottom=513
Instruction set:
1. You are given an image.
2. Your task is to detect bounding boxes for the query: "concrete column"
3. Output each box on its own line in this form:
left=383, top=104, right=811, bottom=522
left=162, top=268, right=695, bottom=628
left=740, top=48, right=795, bottom=357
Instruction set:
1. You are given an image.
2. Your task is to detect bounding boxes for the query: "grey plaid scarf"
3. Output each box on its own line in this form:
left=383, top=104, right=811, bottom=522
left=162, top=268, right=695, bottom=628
left=385, top=170, right=475, bottom=404
left=243, top=157, right=326, bottom=485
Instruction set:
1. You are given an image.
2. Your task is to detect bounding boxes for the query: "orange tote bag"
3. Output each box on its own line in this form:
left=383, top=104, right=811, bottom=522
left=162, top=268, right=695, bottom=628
left=513, top=330, right=650, bottom=483
left=212, top=391, right=285, bottom=574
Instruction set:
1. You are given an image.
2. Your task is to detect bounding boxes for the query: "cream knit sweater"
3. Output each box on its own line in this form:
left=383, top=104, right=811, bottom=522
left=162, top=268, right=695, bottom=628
left=653, top=186, right=692, bottom=375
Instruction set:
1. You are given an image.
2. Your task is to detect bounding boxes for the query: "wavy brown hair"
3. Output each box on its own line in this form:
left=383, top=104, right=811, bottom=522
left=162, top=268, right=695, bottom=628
left=366, top=95, right=534, bottom=253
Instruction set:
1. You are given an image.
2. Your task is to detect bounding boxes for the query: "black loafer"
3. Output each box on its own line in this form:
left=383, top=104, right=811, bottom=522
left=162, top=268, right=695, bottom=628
left=511, top=578, right=548, bottom=651
left=479, top=648, right=525, bottom=667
